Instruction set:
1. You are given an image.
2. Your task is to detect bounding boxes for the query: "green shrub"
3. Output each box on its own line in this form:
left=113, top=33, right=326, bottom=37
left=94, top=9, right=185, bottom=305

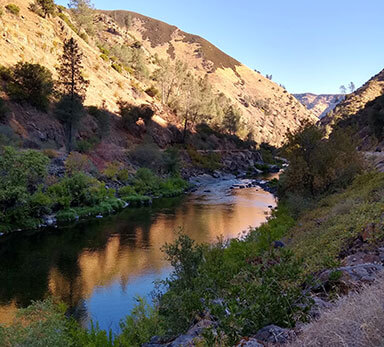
left=29, top=190, right=52, bottom=217
left=163, top=147, right=180, bottom=174
left=79, top=32, right=88, bottom=42
left=6, top=62, right=54, bottom=111
left=281, top=123, right=363, bottom=198
left=153, top=211, right=309, bottom=344
left=76, top=137, right=99, bottom=153
left=145, top=85, right=159, bottom=98
left=129, top=143, right=164, bottom=171
left=97, top=44, right=110, bottom=56
left=100, top=53, right=109, bottom=61
left=0, top=299, right=73, bottom=346
left=57, top=12, right=78, bottom=33
left=0, top=146, right=49, bottom=229
left=131, top=168, right=160, bottom=195
left=5, top=3, right=20, bottom=15
left=117, top=297, right=165, bottom=347
left=112, top=63, right=123, bottom=73
left=65, top=151, right=92, bottom=175
left=87, top=105, right=110, bottom=138
left=0, top=8, right=3, bottom=17
left=103, top=161, right=130, bottom=182
left=187, top=147, right=222, bottom=171
left=48, top=172, right=113, bottom=209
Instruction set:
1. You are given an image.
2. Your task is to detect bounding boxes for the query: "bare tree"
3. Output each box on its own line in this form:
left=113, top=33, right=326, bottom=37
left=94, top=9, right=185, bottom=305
left=339, top=85, right=347, bottom=94
left=348, top=82, right=356, bottom=93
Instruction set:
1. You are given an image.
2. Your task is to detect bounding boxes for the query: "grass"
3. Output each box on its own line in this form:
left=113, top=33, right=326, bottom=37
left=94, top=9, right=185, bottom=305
left=289, top=275, right=384, bottom=346
left=55, top=198, right=126, bottom=223
left=286, top=171, right=384, bottom=272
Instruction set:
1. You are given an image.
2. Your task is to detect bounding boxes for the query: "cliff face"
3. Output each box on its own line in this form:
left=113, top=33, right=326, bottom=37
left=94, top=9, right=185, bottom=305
left=0, top=1, right=316, bottom=148
left=293, top=93, right=344, bottom=119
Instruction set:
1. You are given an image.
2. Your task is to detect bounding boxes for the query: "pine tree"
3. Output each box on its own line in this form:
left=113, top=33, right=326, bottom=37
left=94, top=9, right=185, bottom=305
left=56, top=38, right=89, bottom=152
left=57, top=38, right=89, bottom=100
left=36, top=0, right=55, bottom=18
left=68, top=0, right=94, bottom=34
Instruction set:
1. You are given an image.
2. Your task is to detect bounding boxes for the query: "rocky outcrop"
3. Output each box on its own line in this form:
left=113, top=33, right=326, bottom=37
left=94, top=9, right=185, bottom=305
left=294, top=93, right=344, bottom=119
left=143, top=319, right=215, bottom=347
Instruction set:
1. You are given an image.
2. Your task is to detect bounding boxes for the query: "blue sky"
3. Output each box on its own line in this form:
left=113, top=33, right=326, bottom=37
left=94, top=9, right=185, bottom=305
left=57, top=0, right=384, bottom=94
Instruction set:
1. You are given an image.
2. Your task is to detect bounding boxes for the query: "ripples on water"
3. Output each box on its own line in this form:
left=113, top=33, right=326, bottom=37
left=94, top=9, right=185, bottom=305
left=0, top=175, right=276, bottom=332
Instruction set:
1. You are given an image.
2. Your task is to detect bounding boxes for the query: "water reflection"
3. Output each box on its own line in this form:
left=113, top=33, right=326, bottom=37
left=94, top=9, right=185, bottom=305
left=0, top=178, right=276, bottom=332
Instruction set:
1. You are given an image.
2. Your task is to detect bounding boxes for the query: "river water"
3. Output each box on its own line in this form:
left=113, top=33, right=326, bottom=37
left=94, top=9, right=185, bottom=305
left=0, top=174, right=276, bottom=333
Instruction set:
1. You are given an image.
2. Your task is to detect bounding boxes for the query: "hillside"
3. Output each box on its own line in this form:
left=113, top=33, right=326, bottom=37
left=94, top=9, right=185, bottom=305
left=293, top=93, right=343, bottom=119
left=0, top=1, right=316, bottom=148
left=100, top=10, right=317, bottom=145
left=321, top=68, right=384, bottom=128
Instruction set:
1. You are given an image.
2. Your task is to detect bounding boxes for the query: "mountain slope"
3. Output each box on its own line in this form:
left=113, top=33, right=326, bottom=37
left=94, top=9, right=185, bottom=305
left=294, top=93, right=344, bottom=119
left=100, top=10, right=317, bottom=145
left=321, top=69, right=384, bottom=128
left=0, top=1, right=316, bottom=147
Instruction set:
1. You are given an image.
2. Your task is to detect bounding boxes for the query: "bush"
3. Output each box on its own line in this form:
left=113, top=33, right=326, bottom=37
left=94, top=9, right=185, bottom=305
left=112, top=63, right=123, bottom=73
left=187, top=147, right=222, bottom=171
left=103, top=161, right=130, bottom=182
left=280, top=123, right=363, bottom=198
left=129, top=143, right=164, bottom=171
left=119, top=101, right=154, bottom=129
left=7, top=62, right=54, bottom=111
left=0, top=299, right=73, bottom=346
left=100, top=53, right=109, bottom=61
left=154, top=224, right=309, bottom=344
left=65, top=152, right=92, bottom=175
left=145, top=85, right=159, bottom=98
left=42, top=148, right=59, bottom=158
left=5, top=3, right=20, bottom=15
left=163, top=147, right=180, bottom=175
left=48, top=172, right=113, bottom=209
left=0, top=146, right=49, bottom=230
left=117, top=298, right=165, bottom=346
left=57, top=12, right=78, bottom=33
left=76, top=137, right=99, bottom=153
left=88, top=105, right=110, bottom=138
left=97, top=44, right=110, bottom=56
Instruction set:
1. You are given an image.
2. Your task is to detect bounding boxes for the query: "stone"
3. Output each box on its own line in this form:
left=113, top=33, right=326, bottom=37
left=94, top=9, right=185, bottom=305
left=167, top=319, right=214, bottom=347
left=308, top=296, right=332, bottom=318
left=273, top=240, right=285, bottom=248
left=254, top=324, right=293, bottom=343
left=318, top=263, right=384, bottom=292
left=342, top=252, right=381, bottom=266
left=236, top=337, right=264, bottom=346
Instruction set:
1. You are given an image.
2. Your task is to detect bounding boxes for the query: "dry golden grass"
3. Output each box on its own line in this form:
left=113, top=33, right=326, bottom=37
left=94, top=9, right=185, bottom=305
left=289, top=276, right=384, bottom=347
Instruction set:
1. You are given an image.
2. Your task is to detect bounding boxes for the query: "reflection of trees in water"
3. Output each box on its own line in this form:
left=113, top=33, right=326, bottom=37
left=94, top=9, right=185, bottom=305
left=0, top=191, right=274, bottom=324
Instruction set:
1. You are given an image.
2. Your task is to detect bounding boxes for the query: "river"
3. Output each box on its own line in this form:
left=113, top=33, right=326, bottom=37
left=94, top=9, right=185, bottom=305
left=0, top=174, right=276, bottom=333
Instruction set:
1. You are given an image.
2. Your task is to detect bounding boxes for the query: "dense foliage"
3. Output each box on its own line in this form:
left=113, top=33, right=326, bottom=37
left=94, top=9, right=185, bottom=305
left=6, top=62, right=54, bottom=110
left=280, top=122, right=363, bottom=206
left=0, top=146, right=49, bottom=231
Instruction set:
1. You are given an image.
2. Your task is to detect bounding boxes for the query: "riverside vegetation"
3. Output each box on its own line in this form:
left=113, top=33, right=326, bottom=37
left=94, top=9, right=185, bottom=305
left=2, top=120, right=381, bottom=346
left=0, top=1, right=383, bottom=346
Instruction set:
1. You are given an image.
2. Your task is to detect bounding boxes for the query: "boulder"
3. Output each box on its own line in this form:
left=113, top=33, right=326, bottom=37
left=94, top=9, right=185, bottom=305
left=144, top=319, right=215, bottom=347
left=254, top=324, right=293, bottom=343
left=342, top=252, right=381, bottom=266
left=236, top=337, right=264, bottom=346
